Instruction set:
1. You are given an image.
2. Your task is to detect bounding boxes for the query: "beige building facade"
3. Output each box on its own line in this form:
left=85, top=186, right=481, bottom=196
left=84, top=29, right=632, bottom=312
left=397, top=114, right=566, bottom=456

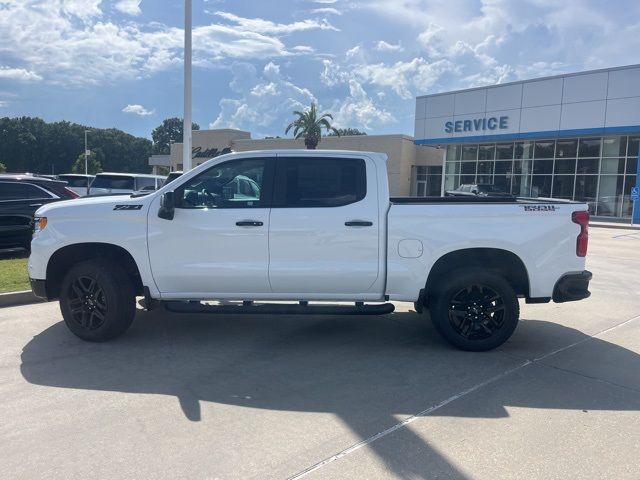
left=153, top=128, right=444, bottom=196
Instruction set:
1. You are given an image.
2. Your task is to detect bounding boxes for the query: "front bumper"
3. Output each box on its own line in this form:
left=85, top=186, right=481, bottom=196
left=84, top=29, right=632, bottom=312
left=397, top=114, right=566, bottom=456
left=552, top=270, right=592, bottom=303
left=30, top=278, right=49, bottom=300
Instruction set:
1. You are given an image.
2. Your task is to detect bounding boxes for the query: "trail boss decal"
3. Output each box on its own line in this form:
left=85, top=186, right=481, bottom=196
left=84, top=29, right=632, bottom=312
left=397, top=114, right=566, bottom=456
left=521, top=205, right=558, bottom=212
left=114, top=205, right=143, bottom=211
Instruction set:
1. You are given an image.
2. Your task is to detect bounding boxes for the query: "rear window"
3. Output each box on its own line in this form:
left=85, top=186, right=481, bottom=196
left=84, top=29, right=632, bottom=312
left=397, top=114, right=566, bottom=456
left=59, top=176, right=92, bottom=187
left=92, top=175, right=134, bottom=190
left=135, top=177, right=157, bottom=190
left=0, top=182, right=54, bottom=200
left=275, top=157, right=366, bottom=208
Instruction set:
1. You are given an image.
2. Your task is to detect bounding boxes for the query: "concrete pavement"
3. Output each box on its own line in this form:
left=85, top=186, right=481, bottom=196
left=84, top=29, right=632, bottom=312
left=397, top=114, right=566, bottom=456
left=1, top=227, right=639, bottom=479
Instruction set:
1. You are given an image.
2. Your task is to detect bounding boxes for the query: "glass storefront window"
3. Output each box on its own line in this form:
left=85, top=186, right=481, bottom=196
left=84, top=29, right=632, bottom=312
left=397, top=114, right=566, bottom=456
left=444, top=175, right=458, bottom=191
left=532, top=159, right=553, bottom=174
left=494, top=161, right=513, bottom=175
left=627, top=156, right=638, bottom=174
left=461, top=145, right=478, bottom=161
left=460, top=175, right=475, bottom=184
left=461, top=162, right=476, bottom=175
left=534, top=140, right=555, bottom=158
left=597, top=175, right=624, bottom=217
left=554, top=158, right=576, bottom=174
left=477, top=161, right=493, bottom=175
left=446, top=145, right=462, bottom=161
left=602, top=137, right=627, bottom=157
left=552, top=175, right=574, bottom=199
left=477, top=175, right=492, bottom=184
left=628, top=137, right=640, bottom=157
left=577, top=158, right=599, bottom=174
left=574, top=175, right=598, bottom=204
left=445, top=162, right=461, bottom=175
left=478, top=144, right=495, bottom=160
left=556, top=140, right=577, bottom=158
left=601, top=158, right=625, bottom=174
left=531, top=176, right=552, bottom=197
left=578, top=138, right=601, bottom=157
left=511, top=175, right=531, bottom=196
left=493, top=175, right=511, bottom=192
left=514, top=142, right=534, bottom=159
left=513, top=159, right=532, bottom=175
left=496, top=143, right=514, bottom=160
left=623, top=175, right=636, bottom=218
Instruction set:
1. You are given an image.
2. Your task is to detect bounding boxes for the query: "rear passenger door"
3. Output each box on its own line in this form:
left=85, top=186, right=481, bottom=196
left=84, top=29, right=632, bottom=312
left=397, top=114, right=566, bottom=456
left=268, top=155, right=380, bottom=297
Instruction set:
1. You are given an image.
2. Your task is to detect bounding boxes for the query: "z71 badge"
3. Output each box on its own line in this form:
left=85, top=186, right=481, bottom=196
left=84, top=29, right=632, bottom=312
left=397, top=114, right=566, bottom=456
left=114, top=205, right=143, bottom=211
left=521, top=205, right=558, bottom=212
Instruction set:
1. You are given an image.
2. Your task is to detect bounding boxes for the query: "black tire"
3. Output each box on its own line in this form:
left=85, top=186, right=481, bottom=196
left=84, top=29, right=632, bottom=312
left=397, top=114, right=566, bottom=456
left=429, top=268, right=519, bottom=351
left=59, top=259, right=136, bottom=342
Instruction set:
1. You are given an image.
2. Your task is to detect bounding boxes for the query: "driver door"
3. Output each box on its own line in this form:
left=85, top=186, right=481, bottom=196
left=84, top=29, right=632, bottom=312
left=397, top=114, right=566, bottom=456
left=147, top=157, right=274, bottom=298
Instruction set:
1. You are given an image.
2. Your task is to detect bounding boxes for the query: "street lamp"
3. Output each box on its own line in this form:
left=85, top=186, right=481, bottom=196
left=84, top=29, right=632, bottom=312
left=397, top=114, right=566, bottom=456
left=84, top=129, right=90, bottom=175
left=183, top=0, right=192, bottom=172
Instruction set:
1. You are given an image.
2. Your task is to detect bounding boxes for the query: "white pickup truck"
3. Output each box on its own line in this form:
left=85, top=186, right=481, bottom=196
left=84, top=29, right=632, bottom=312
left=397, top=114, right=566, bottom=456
left=28, top=150, right=592, bottom=351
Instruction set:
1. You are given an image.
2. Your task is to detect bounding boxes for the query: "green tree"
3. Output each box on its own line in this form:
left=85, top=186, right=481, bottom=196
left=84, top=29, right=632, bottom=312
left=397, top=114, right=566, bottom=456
left=71, top=150, right=103, bottom=174
left=151, top=118, right=200, bottom=154
left=328, top=128, right=367, bottom=136
left=0, top=162, right=6, bottom=173
left=285, top=103, right=339, bottom=149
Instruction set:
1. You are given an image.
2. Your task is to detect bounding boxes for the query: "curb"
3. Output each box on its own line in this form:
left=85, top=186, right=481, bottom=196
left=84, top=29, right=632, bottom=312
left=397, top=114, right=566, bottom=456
left=590, top=222, right=640, bottom=231
left=0, top=290, right=46, bottom=308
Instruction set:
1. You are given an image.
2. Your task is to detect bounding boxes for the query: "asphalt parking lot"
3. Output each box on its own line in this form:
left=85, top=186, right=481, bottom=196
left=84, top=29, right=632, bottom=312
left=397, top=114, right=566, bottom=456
left=1, top=227, right=639, bottom=479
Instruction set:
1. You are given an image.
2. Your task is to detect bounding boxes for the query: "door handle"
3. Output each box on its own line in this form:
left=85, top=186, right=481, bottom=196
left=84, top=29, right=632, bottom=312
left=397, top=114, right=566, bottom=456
left=345, top=220, right=373, bottom=227
left=236, top=220, right=264, bottom=227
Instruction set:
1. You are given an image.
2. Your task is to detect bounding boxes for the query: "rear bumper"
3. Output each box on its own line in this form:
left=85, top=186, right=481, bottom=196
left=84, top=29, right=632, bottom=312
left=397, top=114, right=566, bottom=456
left=30, top=278, right=49, bottom=300
left=552, top=270, right=592, bottom=303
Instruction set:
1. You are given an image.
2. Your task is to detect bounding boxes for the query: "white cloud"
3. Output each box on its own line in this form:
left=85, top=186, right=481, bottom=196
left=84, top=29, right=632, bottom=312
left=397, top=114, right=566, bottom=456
left=375, top=40, right=403, bottom=52
left=310, top=7, right=341, bottom=15
left=211, top=61, right=316, bottom=132
left=0, top=66, right=43, bottom=82
left=122, top=104, right=155, bottom=116
left=115, top=0, right=142, bottom=16
left=331, top=80, right=395, bottom=130
left=61, top=0, right=103, bottom=21
left=345, top=45, right=361, bottom=58
left=214, top=11, right=338, bottom=34
left=0, top=100, right=8, bottom=108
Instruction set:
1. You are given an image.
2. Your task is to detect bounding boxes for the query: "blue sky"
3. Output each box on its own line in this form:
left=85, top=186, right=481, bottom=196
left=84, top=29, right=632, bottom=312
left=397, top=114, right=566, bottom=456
left=1, top=0, right=640, bottom=139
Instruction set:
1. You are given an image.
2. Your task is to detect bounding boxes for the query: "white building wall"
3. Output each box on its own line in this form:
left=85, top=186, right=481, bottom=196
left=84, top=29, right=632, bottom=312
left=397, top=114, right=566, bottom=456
left=415, top=64, right=640, bottom=143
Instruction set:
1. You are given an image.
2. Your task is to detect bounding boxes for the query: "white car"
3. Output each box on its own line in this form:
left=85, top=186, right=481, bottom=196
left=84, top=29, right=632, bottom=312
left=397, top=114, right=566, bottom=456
left=28, top=150, right=592, bottom=351
left=89, top=173, right=166, bottom=196
left=57, top=174, right=95, bottom=196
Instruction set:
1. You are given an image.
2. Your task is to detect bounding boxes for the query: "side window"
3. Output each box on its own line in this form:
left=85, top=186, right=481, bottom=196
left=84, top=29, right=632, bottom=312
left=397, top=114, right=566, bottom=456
left=136, top=177, right=156, bottom=191
left=176, top=158, right=267, bottom=209
left=275, top=157, right=366, bottom=208
left=0, top=183, right=52, bottom=200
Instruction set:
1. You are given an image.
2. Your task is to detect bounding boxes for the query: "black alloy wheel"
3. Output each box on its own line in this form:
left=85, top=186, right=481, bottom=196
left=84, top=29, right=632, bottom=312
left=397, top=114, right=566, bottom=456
left=65, top=276, right=108, bottom=331
left=448, top=284, right=505, bottom=341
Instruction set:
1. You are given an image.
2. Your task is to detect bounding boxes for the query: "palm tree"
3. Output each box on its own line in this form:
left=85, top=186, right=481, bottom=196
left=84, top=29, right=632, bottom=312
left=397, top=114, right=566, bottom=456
left=285, top=102, right=340, bottom=149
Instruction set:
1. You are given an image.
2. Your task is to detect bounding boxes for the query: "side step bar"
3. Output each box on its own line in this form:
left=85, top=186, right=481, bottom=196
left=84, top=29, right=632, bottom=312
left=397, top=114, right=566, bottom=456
left=162, top=301, right=395, bottom=316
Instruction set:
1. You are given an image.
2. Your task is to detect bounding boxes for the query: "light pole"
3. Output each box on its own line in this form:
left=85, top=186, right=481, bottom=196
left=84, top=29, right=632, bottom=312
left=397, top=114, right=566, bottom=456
left=84, top=129, right=89, bottom=175
left=183, top=0, right=193, bottom=171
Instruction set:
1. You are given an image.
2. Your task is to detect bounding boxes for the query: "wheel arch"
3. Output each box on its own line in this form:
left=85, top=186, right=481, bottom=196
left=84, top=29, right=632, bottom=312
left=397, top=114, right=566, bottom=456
left=423, top=248, right=530, bottom=303
left=46, top=243, right=144, bottom=300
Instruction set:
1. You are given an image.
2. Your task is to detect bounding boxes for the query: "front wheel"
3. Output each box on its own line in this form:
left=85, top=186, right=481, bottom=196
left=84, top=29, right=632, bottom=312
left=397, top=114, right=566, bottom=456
left=429, top=268, right=520, bottom=351
left=59, top=259, right=136, bottom=342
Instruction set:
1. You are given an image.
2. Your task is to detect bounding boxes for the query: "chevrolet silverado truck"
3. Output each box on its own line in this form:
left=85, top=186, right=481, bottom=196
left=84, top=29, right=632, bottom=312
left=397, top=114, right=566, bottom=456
left=28, top=150, right=592, bottom=351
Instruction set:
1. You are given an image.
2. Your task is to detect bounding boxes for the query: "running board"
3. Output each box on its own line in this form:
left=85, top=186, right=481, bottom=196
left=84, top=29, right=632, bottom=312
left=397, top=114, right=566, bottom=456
left=162, top=301, right=395, bottom=315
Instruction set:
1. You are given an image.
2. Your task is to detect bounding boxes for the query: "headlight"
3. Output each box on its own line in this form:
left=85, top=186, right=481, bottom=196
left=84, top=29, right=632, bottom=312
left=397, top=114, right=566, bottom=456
left=33, top=216, right=48, bottom=233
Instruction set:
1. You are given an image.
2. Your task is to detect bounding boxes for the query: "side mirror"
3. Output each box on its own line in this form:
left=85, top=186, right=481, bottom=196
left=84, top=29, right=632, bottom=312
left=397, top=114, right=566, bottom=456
left=158, top=191, right=175, bottom=220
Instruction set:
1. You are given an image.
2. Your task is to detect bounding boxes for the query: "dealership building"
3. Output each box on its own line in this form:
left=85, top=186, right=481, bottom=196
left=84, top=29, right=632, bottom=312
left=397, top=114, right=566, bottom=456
left=414, top=64, right=640, bottom=220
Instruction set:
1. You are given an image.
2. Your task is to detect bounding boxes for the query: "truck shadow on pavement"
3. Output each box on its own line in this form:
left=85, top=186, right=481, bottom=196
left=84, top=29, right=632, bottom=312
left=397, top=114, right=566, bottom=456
left=20, top=309, right=640, bottom=479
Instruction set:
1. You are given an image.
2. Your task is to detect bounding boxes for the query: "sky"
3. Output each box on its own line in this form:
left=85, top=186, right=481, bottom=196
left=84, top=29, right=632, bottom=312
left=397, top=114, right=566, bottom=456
left=1, top=0, right=640, bottom=140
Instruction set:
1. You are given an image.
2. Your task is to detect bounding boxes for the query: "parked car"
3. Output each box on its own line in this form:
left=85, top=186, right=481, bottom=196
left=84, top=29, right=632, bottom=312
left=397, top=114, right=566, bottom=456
left=0, top=174, right=78, bottom=251
left=57, top=174, right=95, bottom=196
left=29, top=150, right=591, bottom=351
left=89, top=173, right=166, bottom=196
left=446, top=184, right=512, bottom=197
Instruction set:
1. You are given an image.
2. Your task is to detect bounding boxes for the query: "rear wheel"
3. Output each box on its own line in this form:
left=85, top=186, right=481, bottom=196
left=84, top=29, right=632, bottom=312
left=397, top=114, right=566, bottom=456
left=429, top=268, right=519, bottom=351
left=59, top=259, right=136, bottom=342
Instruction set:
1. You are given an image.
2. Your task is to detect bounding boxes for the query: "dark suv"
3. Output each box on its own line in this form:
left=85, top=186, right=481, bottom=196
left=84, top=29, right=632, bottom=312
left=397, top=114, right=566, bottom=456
left=0, top=174, right=78, bottom=251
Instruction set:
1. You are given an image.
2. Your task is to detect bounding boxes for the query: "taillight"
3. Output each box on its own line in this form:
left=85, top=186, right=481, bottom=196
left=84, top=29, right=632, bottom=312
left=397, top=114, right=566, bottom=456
left=572, top=210, right=589, bottom=257
left=64, top=187, right=80, bottom=198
